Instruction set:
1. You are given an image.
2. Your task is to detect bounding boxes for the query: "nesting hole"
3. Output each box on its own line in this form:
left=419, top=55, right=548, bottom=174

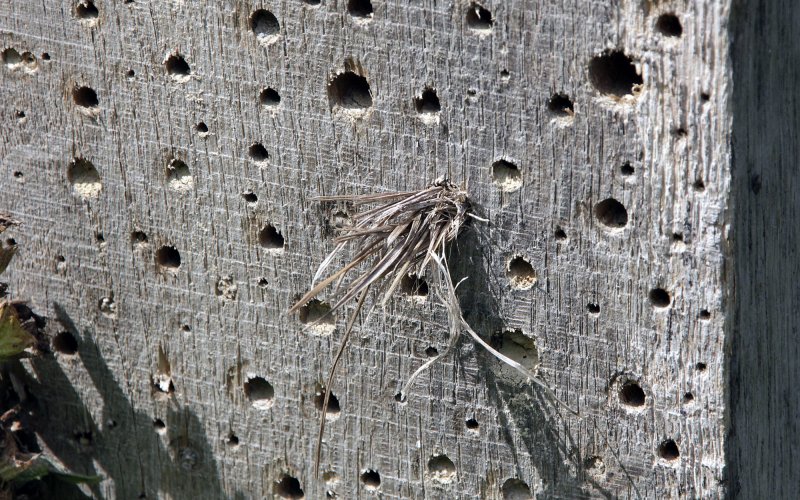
left=465, top=418, right=479, bottom=431
left=2, top=48, right=21, bottom=66
left=257, top=277, right=269, bottom=288
left=425, top=346, right=439, bottom=357
left=594, top=198, right=628, bottom=229
left=164, top=54, right=191, bottom=82
left=153, top=418, right=166, bottom=433
left=683, top=392, right=694, bottom=403
left=620, top=162, right=634, bottom=176
left=76, top=1, right=99, bottom=21
left=491, top=159, right=522, bottom=192
left=41, top=52, right=50, bottom=61
left=131, top=231, right=148, bottom=246
left=298, top=299, right=335, bottom=334
left=155, top=246, right=181, bottom=270
left=649, top=288, right=671, bottom=308
left=501, top=478, right=532, bottom=500
left=427, top=454, right=456, bottom=483
left=619, top=381, right=646, bottom=407
left=587, top=303, right=600, bottom=315
left=259, top=87, right=281, bottom=107
left=125, top=69, right=135, bottom=78
left=554, top=227, right=567, bottom=241
left=547, top=93, right=574, bottom=116
left=698, top=309, right=711, bottom=320
left=313, top=383, right=341, bottom=419
left=67, top=158, right=102, bottom=199
left=656, top=13, right=683, bottom=37
left=165, top=159, right=193, bottom=192
left=15, top=110, right=25, bottom=121
left=400, top=274, right=429, bottom=299
left=394, top=392, right=405, bottom=403
left=507, top=256, right=537, bottom=290
left=274, top=475, right=304, bottom=499
left=588, top=51, right=643, bottom=98
left=414, top=87, right=441, bottom=116
left=226, top=433, right=240, bottom=447
left=693, top=179, right=706, bottom=192
left=259, top=224, right=284, bottom=250
left=13, top=171, right=23, bottom=180
left=53, top=331, right=78, bottom=355
left=242, top=191, right=258, bottom=203
left=328, top=71, right=372, bottom=112
left=360, top=469, right=380, bottom=490
left=466, top=3, right=493, bottom=31
left=249, top=9, right=280, bottom=46
left=657, top=439, right=680, bottom=461
left=244, top=376, right=275, bottom=410
left=248, top=143, right=269, bottom=162
left=491, top=329, right=538, bottom=381
left=72, top=86, right=99, bottom=109
left=695, top=362, right=707, bottom=371
left=348, top=0, right=373, bottom=19
left=195, top=122, right=209, bottom=135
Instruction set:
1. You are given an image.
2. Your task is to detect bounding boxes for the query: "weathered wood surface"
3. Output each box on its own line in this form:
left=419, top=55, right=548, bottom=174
left=0, top=0, right=738, bottom=498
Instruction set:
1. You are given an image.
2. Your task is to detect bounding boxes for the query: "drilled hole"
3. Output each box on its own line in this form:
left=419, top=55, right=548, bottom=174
left=649, top=288, right=671, bottom=308
left=491, top=159, right=522, bottom=192
left=428, top=454, right=456, bottom=483
left=655, top=13, right=682, bottom=37
left=248, top=143, right=269, bottom=162
left=594, top=198, right=628, bottom=229
left=298, top=299, right=335, bottom=334
left=619, top=381, right=646, bottom=407
left=400, top=274, right=428, bottom=298
left=313, top=383, right=341, bottom=418
left=414, top=87, right=441, bottom=115
left=72, top=86, right=98, bottom=108
left=507, top=256, right=536, bottom=290
left=466, top=3, right=493, bottom=31
left=620, top=162, right=634, bottom=176
left=67, top=158, right=102, bottom=199
left=164, top=54, right=190, bottom=82
left=76, top=1, right=99, bottom=20
left=502, top=478, right=532, bottom=500
left=588, top=50, right=643, bottom=98
left=547, top=93, right=574, bottom=116
left=156, top=246, right=181, bottom=270
left=165, top=159, right=193, bottom=192
left=657, top=439, right=680, bottom=461
left=53, top=331, right=78, bottom=355
left=348, top=0, right=373, bottom=18
left=328, top=71, right=372, bottom=112
left=360, top=469, right=380, bottom=490
left=250, top=9, right=280, bottom=46
left=259, top=87, right=281, bottom=106
left=259, top=224, right=284, bottom=250
left=274, top=475, right=304, bottom=499
left=244, top=376, right=274, bottom=409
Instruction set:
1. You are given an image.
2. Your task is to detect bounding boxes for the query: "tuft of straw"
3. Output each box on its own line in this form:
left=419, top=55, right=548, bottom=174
left=290, top=178, right=574, bottom=478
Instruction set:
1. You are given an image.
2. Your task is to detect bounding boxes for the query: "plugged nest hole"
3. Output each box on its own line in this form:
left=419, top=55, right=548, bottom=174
left=491, top=160, right=522, bottom=192
left=67, top=158, right=102, bottom=199
left=298, top=299, right=335, bottom=335
left=427, top=454, right=456, bottom=483
left=249, top=9, right=280, bottom=46
left=507, top=256, right=536, bottom=290
left=359, top=469, right=380, bottom=490
left=501, top=478, right=532, bottom=499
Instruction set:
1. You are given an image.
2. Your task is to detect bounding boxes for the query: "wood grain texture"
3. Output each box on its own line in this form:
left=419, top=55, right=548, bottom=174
left=0, top=0, right=733, bottom=497
left=729, top=0, right=800, bottom=498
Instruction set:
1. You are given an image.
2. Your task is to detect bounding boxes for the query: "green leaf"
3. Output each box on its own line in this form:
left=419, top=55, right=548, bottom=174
left=0, top=246, right=14, bottom=276
left=0, top=304, right=36, bottom=359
